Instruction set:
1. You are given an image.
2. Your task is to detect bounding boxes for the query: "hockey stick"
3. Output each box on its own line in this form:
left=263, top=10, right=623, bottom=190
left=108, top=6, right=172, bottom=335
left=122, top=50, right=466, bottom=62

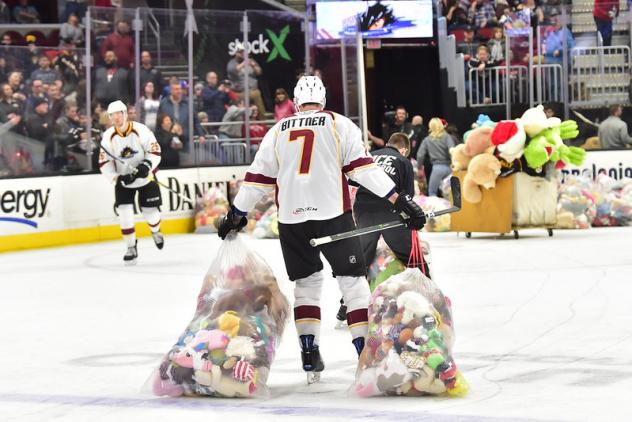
left=310, top=176, right=462, bottom=247
left=571, top=109, right=600, bottom=128
left=98, top=144, right=194, bottom=204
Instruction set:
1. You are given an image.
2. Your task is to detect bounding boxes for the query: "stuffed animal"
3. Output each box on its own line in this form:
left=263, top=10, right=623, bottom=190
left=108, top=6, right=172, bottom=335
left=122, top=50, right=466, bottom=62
left=520, top=105, right=560, bottom=137
left=396, top=291, right=433, bottom=325
left=218, top=311, right=241, bottom=337
left=463, top=126, right=494, bottom=157
left=491, top=120, right=527, bottom=162
left=463, top=153, right=502, bottom=203
left=450, top=144, right=472, bottom=172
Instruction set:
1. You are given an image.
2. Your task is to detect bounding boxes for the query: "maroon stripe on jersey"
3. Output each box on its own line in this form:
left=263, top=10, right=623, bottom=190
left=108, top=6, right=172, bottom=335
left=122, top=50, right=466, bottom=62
left=245, top=172, right=276, bottom=185
left=341, top=173, right=351, bottom=213
left=274, top=185, right=279, bottom=208
left=148, top=220, right=161, bottom=228
left=149, top=152, right=161, bottom=156
left=342, top=157, right=374, bottom=173
left=294, top=305, right=321, bottom=321
left=121, top=228, right=135, bottom=235
left=319, top=110, right=335, bottom=120
left=347, top=308, right=368, bottom=326
left=98, top=161, right=108, bottom=168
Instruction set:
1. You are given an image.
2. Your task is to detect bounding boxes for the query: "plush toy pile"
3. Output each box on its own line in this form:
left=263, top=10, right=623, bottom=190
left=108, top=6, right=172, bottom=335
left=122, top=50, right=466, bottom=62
left=194, top=188, right=230, bottom=233
left=148, top=235, right=289, bottom=398
left=354, top=269, right=468, bottom=397
left=414, top=195, right=452, bottom=232
left=251, top=205, right=279, bottom=239
left=555, top=175, right=596, bottom=229
left=452, top=106, right=586, bottom=204
left=590, top=174, right=632, bottom=227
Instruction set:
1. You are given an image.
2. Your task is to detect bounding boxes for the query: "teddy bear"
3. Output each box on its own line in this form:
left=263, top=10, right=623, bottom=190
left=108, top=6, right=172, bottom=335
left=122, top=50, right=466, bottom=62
left=520, top=104, right=560, bottom=137
left=463, top=126, right=495, bottom=157
left=491, top=119, right=527, bottom=163
left=396, top=290, right=433, bottom=325
left=375, top=348, right=411, bottom=393
left=449, top=144, right=472, bottom=172
left=463, top=153, right=502, bottom=203
left=194, top=365, right=255, bottom=397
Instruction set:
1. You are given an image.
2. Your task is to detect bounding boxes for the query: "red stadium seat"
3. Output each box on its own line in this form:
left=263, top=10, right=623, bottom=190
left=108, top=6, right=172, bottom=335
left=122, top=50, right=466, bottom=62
left=2, top=30, right=25, bottom=46
left=477, top=27, right=496, bottom=41
left=47, top=30, right=61, bottom=47
left=449, top=29, right=467, bottom=43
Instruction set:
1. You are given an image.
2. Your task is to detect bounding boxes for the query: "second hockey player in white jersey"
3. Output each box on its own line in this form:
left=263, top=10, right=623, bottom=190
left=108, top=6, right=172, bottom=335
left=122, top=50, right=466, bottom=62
left=99, top=100, right=164, bottom=265
left=218, top=76, right=426, bottom=383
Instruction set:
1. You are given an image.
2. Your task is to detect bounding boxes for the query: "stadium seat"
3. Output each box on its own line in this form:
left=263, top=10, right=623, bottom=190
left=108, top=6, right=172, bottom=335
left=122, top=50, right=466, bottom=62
left=477, top=27, right=495, bottom=41
left=3, top=30, right=25, bottom=46
left=449, top=29, right=467, bottom=43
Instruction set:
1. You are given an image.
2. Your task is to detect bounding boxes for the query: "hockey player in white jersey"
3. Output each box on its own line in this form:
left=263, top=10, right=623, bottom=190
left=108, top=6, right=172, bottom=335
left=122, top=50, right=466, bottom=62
left=218, top=76, right=426, bottom=382
left=99, top=100, right=164, bottom=265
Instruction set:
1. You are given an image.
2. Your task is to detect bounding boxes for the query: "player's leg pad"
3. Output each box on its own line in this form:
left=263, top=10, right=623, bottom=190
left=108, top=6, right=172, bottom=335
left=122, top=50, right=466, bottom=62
left=337, top=275, right=370, bottom=340
left=294, top=272, right=323, bottom=345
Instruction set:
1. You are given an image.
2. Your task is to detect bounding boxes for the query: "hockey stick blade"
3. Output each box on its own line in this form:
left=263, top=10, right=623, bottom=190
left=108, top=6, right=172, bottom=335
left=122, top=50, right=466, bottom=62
left=450, top=176, right=462, bottom=209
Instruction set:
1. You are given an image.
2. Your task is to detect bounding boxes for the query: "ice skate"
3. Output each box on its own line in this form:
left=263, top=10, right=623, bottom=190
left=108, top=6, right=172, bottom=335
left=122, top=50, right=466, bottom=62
left=335, top=300, right=347, bottom=329
left=152, top=231, right=164, bottom=250
left=123, top=241, right=138, bottom=265
left=300, top=334, right=324, bottom=385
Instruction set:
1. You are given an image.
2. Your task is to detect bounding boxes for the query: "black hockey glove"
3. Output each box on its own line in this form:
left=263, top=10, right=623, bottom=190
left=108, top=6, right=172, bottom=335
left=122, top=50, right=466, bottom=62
left=392, top=193, right=426, bottom=230
left=218, top=206, right=248, bottom=240
left=119, top=173, right=137, bottom=185
left=135, top=160, right=152, bottom=179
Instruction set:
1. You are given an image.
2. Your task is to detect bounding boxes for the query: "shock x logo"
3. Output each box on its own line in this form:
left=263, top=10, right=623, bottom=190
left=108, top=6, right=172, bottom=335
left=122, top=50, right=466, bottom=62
left=227, top=25, right=292, bottom=62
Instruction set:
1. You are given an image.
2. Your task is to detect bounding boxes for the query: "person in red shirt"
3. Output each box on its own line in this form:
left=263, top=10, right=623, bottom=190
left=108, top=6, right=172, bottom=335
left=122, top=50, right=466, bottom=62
left=593, top=0, right=619, bottom=46
left=273, top=88, right=295, bottom=121
left=100, top=20, right=134, bottom=68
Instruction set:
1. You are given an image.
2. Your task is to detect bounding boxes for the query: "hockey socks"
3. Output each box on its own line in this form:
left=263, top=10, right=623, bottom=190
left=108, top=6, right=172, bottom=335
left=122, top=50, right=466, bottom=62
left=293, top=272, right=323, bottom=346
left=142, top=207, right=161, bottom=233
left=118, top=204, right=136, bottom=248
left=337, top=275, right=370, bottom=341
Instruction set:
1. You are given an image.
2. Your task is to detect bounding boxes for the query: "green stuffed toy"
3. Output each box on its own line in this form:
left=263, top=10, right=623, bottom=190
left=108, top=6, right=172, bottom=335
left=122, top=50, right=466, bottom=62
left=524, top=120, right=584, bottom=170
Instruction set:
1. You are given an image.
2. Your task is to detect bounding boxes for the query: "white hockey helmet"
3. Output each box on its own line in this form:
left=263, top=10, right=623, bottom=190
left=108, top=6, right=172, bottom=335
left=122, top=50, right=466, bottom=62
left=293, top=75, right=326, bottom=109
left=107, top=100, right=128, bottom=126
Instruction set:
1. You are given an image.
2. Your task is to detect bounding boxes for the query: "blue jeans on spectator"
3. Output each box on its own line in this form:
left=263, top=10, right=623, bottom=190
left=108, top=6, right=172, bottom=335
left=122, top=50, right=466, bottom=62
left=428, top=163, right=452, bottom=197
left=594, top=17, right=613, bottom=46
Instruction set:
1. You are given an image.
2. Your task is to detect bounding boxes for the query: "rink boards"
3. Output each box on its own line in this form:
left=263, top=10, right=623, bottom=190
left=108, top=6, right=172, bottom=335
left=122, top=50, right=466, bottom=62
left=0, top=166, right=248, bottom=252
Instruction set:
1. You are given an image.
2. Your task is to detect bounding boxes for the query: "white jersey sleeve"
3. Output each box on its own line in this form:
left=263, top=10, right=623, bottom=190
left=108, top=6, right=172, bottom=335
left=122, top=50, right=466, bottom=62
left=339, top=117, right=396, bottom=198
left=98, top=127, right=119, bottom=185
left=232, top=124, right=280, bottom=214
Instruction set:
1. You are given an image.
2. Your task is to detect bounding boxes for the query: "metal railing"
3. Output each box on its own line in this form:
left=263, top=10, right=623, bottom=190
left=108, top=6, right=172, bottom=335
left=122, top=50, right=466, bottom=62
left=570, top=46, right=631, bottom=107
left=468, top=66, right=529, bottom=107
left=533, top=64, right=564, bottom=104
left=145, top=9, right=161, bottom=67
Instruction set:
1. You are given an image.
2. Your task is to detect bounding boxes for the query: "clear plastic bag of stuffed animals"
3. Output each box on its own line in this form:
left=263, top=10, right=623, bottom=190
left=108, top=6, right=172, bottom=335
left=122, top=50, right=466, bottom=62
left=147, top=234, right=290, bottom=398
left=354, top=269, right=468, bottom=398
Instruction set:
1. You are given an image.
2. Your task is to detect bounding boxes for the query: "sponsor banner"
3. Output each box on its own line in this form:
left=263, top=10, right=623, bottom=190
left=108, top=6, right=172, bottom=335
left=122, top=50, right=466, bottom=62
left=0, top=166, right=247, bottom=239
left=560, top=149, right=632, bottom=182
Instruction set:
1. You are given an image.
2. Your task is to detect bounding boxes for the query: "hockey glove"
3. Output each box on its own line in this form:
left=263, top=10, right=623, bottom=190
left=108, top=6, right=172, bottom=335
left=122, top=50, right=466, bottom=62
left=393, top=193, right=426, bottom=230
left=135, top=160, right=152, bottom=179
left=119, top=173, right=137, bottom=186
left=218, top=206, right=248, bottom=240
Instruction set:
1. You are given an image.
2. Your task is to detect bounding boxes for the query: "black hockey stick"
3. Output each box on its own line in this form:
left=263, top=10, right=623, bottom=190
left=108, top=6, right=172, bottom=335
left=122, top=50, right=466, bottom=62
left=98, top=144, right=194, bottom=204
left=309, top=176, right=462, bottom=247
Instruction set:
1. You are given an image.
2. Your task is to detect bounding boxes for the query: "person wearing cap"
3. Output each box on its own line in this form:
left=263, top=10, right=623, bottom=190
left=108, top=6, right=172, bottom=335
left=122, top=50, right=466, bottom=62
left=53, top=39, right=82, bottom=94
left=456, top=26, right=478, bottom=61
left=226, top=44, right=266, bottom=116
left=26, top=96, right=54, bottom=166
left=544, top=13, right=574, bottom=67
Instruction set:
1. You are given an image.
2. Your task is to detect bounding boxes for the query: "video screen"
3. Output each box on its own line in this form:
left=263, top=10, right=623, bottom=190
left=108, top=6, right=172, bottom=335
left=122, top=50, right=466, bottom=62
left=315, top=0, right=434, bottom=40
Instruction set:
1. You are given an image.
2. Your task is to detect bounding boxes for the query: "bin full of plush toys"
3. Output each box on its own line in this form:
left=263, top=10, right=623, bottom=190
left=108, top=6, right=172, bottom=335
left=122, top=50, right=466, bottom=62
left=354, top=269, right=468, bottom=397
left=194, top=188, right=230, bottom=233
left=147, top=234, right=289, bottom=398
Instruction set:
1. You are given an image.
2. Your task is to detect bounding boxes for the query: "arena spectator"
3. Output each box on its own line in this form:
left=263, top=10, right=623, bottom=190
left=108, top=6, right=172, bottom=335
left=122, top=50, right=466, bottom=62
left=417, top=117, right=455, bottom=196
left=24, top=35, right=41, bottom=74
left=218, top=98, right=249, bottom=140
left=226, top=44, right=266, bottom=115
left=202, top=71, right=230, bottom=123
left=91, top=101, right=109, bottom=132
left=53, top=40, right=83, bottom=94
left=94, top=50, right=131, bottom=106
left=158, top=79, right=205, bottom=147
left=468, top=45, right=499, bottom=104
left=0, top=83, right=23, bottom=128
left=0, top=1, right=10, bottom=23
left=26, top=97, right=53, bottom=164
left=48, top=83, right=65, bottom=121
left=274, top=88, right=294, bottom=121
left=30, top=56, right=60, bottom=87
left=456, top=26, right=478, bottom=61
left=64, top=79, right=86, bottom=111
left=139, top=51, right=162, bottom=94
left=442, top=0, right=468, bottom=28
left=60, top=13, right=84, bottom=46
left=53, top=103, right=83, bottom=169
left=488, top=27, right=505, bottom=62
left=193, top=82, right=205, bottom=114
left=368, top=106, right=413, bottom=150
left=409, top=115, right=427, bottom=159
left=593, top=0, right=618, bottom=47
left=544, top=13, right=574, bottom=66
left=13, top=0, right=40, bottom=24
left=0, top=57, right=8, bottom=82
left=100, top=20, right=134, bottom=69
left=468, top=0, right=497, bottom=28
left=1, top=35, right=25, bottom=71
left=598, top=105, right=632, bottom=149
left=544, top=104, right=556, bottom=119
left=7, top=72, right=26, bottom=100
left=139, top=81, right=160, bottom=131
left=154, top=113, right=183, bottom=168
left=25, top=79, right=47, bottom=118
left=244, top=105, right=268, bottom=145
left=127, top=104, right=138, bottom=122
left=517, top=0, right=544, bottom=29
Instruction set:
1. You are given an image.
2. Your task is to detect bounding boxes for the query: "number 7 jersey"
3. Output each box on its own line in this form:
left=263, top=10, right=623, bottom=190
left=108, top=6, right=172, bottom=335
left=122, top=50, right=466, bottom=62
left=233, top=110, right=396, bottom=224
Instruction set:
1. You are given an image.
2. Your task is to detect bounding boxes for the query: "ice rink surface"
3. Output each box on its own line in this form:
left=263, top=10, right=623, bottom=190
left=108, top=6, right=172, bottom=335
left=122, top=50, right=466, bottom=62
left=1, top=227, right=631, bottom=422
